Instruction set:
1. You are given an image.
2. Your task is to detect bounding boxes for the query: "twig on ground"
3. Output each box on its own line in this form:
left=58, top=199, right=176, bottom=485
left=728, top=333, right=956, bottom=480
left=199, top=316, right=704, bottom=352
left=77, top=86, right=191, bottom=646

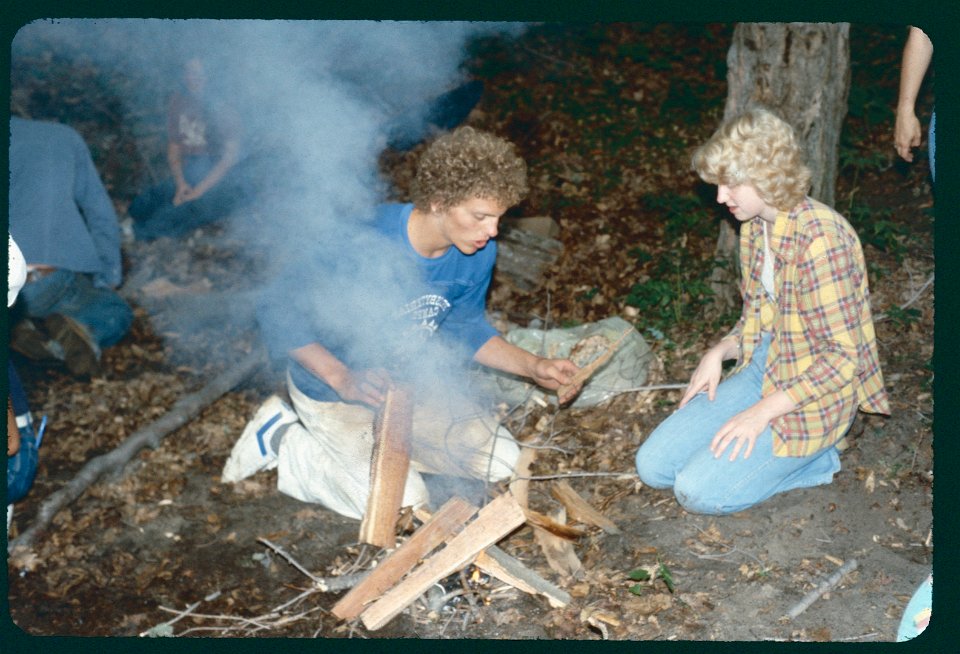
left=260, top=538, right=371, bottom=592
left=139, top=599, right=203, bottom=637
left=516, top=471, right=635, bottom=481
left=605, top=383, right=687, bottom=394
left=784, top=558, right=858, bottom=620
left=874, top=272, right=934, bottom=322
left=258, top=538, right=324, bottom=584
left=838, top=632, right=880, bottom=641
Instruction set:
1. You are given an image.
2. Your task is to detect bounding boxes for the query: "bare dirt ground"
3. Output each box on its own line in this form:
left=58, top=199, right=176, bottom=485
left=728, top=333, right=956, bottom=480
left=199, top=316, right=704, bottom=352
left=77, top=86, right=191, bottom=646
left=6, top=23, right=934, bottom=641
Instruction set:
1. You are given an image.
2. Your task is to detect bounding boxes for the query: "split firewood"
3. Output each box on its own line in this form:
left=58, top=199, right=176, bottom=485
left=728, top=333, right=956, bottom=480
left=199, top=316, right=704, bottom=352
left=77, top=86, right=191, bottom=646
left=533, top=506, right=584, bottom=580
left=523, top=507, right=587, bottom=540
left=8, top=348, right=266, bottom=553
left=360, top=491, right=526, bottom=630
left=550, top=480, right=621, bottom=535
left=333, top=496, right=478, bottom=622
left=359, top=386, right=414, bottom=549
left=474, top=545, right=571, bottom=608
left=558, top=327, right=632, bottom=404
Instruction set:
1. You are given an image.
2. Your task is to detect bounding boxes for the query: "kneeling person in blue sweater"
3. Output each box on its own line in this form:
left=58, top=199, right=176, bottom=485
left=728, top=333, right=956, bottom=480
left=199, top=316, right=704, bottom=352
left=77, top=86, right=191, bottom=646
left=223, top=127, right=580, bottom=518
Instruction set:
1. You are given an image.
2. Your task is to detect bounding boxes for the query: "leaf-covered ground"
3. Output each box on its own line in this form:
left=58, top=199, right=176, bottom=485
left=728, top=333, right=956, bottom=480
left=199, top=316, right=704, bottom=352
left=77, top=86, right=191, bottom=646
left=7, top=23, right=933, bottom=641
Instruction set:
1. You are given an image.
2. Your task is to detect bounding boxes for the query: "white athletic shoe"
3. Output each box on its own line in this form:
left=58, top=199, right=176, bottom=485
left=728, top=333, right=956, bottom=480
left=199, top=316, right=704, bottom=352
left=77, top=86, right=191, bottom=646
left=222, top=395, right=298, bottom=483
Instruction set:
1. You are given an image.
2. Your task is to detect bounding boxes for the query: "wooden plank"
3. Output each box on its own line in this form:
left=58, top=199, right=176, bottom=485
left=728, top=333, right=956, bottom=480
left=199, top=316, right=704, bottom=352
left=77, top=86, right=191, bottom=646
left=550, top=480, right=622, bottom=535
left=475, top=545, right=571, bottom=608
left=332, top=496, right=478, bottom=622
left=360, top=491, right=526, bottom=630
left=557, top=327, right=632, bottom=404
left=359, top=386, right=414, bottom=548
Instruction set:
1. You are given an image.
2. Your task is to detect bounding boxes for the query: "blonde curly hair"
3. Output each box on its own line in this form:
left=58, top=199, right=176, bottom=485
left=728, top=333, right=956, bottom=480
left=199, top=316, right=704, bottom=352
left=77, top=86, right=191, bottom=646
left=691, top=107, right=812, bottom=211
left=412, top=126, right=529, bottom=211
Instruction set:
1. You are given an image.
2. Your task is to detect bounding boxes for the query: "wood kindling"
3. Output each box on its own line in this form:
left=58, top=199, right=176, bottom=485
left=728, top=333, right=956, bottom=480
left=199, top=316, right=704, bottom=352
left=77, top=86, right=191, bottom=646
left=333, top=496, right=478, bottom=622
left=550, top=480, right=622, bottom=535
left=359, top=491, right=526, bottom=630
left=558, top=327, right=632, bottom=403
left=474, top=545, right=571, bottom=608
left=359, top=385, right=414, bottom=549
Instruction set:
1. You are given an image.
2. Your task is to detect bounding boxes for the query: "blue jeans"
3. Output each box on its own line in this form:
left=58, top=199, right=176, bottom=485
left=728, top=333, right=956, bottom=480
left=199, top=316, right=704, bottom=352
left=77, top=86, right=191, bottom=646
left=897, top=574, right=932, bottom=641
left=635, top=334, right=847, bottom=514
left=18, top=269, right=132, bottom=347
left=7, top=361, right=38, bottom=504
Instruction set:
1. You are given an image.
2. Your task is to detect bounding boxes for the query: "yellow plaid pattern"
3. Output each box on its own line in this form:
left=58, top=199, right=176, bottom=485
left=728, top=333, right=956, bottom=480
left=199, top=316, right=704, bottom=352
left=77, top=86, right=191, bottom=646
left=729, top=198, right=889, bottom=457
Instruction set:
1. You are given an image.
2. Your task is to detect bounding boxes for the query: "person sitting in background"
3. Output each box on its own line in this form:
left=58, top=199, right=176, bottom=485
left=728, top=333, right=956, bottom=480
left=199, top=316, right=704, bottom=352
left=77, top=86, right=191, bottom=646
left=128, top=56, right=254, bottom=241
left=894, top=26, right=935, bottom=182
left=8, top=234, right=39, bottom=532
left=9, top=117, right=133, bottom=377
left=221, top=126, right=581, bottom=519
left=635, top=108, right=889, bottom=515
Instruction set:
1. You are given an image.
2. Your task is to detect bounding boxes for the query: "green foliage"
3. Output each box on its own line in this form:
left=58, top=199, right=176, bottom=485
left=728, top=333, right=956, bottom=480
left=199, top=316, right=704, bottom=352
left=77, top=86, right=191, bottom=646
left=577, top=287, right=600, bottom=302
left=624, top=193, right=719, bottom=333
left=884, top=305, right=922, bottom=329
left=846, top=83, right=893, bottom=128
left=847, top=205, right=912, bottom=261
left=644, top=193, right=717, bottom=240
left=627, top=558, right=676, bottom=595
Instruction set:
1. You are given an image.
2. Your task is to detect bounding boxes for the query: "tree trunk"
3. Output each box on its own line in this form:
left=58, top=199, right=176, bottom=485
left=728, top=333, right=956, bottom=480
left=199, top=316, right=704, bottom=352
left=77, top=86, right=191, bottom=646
left=711, top=22, right=851, bottom=310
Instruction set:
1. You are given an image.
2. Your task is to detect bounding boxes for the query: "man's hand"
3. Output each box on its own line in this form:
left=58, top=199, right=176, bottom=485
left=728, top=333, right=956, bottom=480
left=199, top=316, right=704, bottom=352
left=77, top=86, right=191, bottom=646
left=894, top=110, right=922, bottom=162
left=531, top=357, right=584, bottom=404
left=331, top=367, right=393, bottom=408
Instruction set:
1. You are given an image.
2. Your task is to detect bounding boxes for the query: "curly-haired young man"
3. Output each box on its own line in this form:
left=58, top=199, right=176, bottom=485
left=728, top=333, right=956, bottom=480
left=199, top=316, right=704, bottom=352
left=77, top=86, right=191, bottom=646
left=223, top=127, right=580, bottom=519
left=635, top=108, right=889, bottom=514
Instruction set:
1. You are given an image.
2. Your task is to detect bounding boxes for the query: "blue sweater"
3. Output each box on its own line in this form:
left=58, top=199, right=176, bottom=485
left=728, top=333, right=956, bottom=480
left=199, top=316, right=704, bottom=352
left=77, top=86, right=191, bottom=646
left=9, top=117, right=122, bottom=288
left=263, top=203, right=499, bottom=399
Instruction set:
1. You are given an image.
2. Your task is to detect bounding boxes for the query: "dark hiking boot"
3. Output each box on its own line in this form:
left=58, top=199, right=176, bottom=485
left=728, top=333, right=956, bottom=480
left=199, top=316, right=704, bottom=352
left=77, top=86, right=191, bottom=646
left=43, top=314, right=101, bottom=377
left=10, top=319, right=64, bottom=363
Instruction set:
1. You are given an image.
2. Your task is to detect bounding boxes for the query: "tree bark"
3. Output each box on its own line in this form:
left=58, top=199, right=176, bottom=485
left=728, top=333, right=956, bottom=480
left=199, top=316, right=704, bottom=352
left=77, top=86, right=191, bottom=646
left=711, top=22, right=851, bottom=309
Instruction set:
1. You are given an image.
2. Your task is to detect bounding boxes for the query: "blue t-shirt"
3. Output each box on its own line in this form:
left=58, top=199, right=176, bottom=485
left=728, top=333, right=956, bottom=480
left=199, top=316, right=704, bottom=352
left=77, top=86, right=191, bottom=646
left=263, top=203, right=499, bottom=400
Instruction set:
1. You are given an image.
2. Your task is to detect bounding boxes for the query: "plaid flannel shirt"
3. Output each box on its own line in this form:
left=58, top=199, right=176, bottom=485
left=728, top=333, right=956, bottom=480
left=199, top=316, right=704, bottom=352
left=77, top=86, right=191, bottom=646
left=729, top=197, right=890, bottom=457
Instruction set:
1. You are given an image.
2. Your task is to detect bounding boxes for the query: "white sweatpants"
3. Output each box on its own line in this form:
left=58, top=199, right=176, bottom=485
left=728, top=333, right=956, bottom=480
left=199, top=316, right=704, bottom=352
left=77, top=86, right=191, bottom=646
left=276, top=376, right=520, bottom=520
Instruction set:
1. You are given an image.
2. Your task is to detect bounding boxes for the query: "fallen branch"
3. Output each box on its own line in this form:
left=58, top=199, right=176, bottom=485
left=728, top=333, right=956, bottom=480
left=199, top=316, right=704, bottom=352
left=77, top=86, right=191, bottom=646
left=784, top=558, right=858, bottom=620
left=9, top=348, right=266, bottom=553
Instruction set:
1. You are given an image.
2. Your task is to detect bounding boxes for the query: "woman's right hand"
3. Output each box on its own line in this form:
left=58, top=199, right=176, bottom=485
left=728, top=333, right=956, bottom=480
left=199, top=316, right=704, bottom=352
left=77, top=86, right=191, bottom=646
left=678, top=339, right=735, bottom=409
